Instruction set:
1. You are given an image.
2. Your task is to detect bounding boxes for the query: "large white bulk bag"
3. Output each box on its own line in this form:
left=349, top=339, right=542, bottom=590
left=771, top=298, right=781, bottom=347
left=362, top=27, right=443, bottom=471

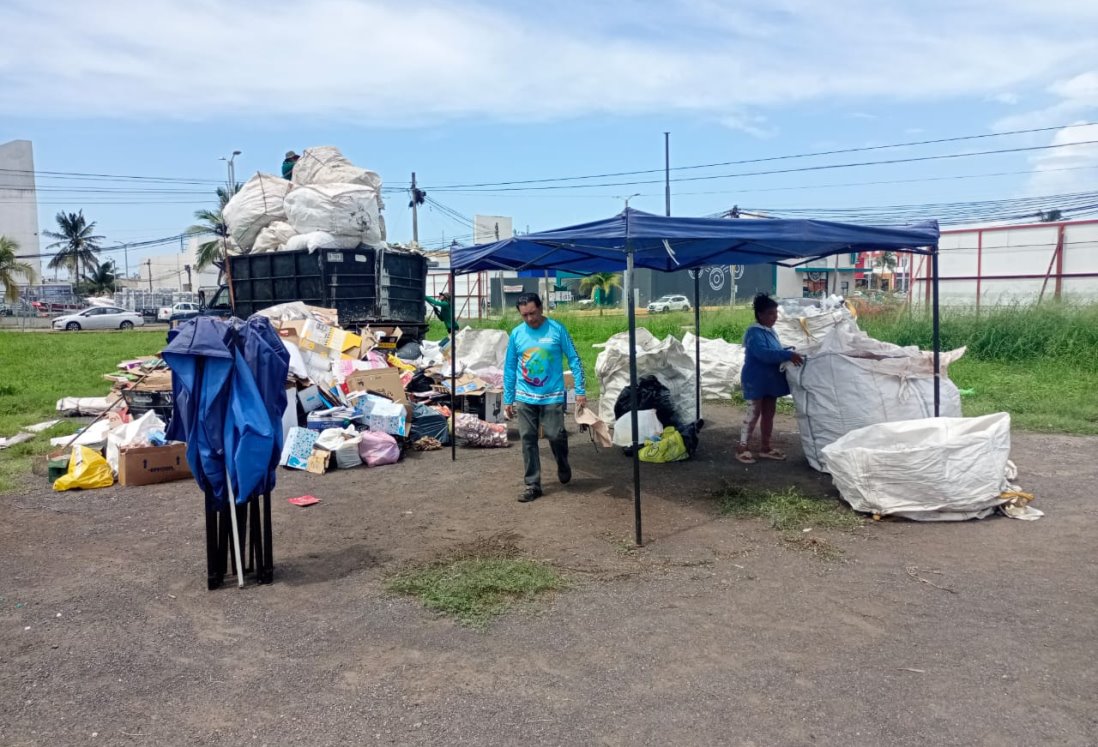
left=822, top=413, right=1013, bottom=521
left=291, top=146, right=383, bottom=191
left=284, top=231, right=361, bottom=253
left=682, top=332, right=744, bottom=400
left=222, top=173, right=293, bottom=252
left=595, top=328, right=697, bottom=425
left=251, top=221, right=297, bottom=254
left=283, top=183, right=383, bottom=247
left=454, top=327, right=508, bottom=370
left=773, top=302, right=857, bottom=352
left=786, top=323, right=965, bottom=471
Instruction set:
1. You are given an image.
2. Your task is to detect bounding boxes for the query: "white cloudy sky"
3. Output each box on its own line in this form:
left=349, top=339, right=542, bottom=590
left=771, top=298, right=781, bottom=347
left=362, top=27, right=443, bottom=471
left=2, top=0, right=1097, bottom=255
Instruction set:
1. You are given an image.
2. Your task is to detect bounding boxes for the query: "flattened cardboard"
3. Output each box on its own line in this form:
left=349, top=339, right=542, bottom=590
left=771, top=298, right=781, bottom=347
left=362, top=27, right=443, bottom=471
left=345, top=367, right=407, bottom=403
left=118, top=442, right=192, bottom=486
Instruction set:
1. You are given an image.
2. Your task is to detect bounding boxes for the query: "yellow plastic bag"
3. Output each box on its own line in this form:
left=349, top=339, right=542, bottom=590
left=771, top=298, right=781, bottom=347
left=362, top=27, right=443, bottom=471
left=638, top=426, right=689, bottom=464
left=386, top=354, right=416, bottom=373
left=53, top=445, right=115, bottom=491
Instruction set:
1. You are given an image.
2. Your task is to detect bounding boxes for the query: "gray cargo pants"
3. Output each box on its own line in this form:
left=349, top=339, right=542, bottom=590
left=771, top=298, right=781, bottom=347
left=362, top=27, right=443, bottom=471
left=516, top=402, right=568, bottom=488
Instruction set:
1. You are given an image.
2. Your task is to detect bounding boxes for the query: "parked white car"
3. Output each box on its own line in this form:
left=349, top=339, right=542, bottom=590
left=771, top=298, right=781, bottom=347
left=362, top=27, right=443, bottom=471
left=647, top=294, right=691, bottom=313
left=53, top=307, right=145, bottom=331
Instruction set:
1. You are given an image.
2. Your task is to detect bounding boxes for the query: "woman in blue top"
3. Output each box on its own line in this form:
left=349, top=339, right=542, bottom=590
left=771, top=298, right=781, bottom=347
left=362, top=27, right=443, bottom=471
left=737, top=293, right=804, bottom=464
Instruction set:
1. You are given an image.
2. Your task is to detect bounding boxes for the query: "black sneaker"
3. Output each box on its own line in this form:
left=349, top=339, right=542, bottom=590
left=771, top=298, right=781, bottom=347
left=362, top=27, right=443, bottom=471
left=557, top=463, right=572, bottom=485
left=518, top=485, right=543, bottom=503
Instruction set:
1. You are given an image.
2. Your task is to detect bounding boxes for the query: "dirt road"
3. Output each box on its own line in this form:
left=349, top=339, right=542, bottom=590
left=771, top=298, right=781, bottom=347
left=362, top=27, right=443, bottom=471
left=1, top=404, right=1095, bottom=745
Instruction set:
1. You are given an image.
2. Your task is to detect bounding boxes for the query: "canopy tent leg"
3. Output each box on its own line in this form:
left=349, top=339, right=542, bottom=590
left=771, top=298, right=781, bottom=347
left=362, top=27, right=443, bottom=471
left=225, top=470, right=246, bottom=589
left=450, top=269, right=457, bottom=462
left=205, top=495, right=222, bottom=590
left=261, top=492, right=274, bottom=584
left=626, top=250, right=643, bottom=547
left=693, top=271, right=701, bottom=423
left=932, top=247, right=941, bottom=417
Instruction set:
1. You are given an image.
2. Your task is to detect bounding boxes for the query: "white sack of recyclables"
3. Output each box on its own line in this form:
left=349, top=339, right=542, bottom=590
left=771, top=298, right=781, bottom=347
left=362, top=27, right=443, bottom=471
left=682, top=332, right=745, bottom=400
left=822, top=413, right=1014, bottom=521
left=786, top=321, right=966, bottom=472
left=283, top=184, right=384, bottom=247
left=251, top=221, right=298, bottom=254
left=222, top=173, right=293, bottom=252
left=595, top=328, right=697, bottom=425
left=453, top=327, right=509, bottom=371
left=773, top=303, right=858, bottom=353
left=50, top=418, right=111, bottom=449
left=291, top=146, right=383, bottom=192
left=105, top=410, right=165, bottom=474
left=284, top=231, right=361, bottom=253
left=611, top=410, right=664, bottom=447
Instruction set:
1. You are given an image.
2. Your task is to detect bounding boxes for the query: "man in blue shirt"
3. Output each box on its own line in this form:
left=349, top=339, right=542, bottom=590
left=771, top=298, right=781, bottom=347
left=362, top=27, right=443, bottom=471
left=503, top=293, right=587, bottom=503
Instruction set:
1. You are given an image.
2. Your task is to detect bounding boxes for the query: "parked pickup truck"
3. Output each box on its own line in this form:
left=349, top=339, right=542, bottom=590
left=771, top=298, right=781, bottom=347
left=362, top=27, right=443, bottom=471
left=157, top=302, right=200, bottom=323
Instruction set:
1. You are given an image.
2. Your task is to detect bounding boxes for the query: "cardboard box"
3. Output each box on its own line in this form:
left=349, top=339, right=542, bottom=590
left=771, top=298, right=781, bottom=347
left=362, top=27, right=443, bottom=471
left=460, top=390, right=505, bottom=424
left=346, top=367, right=407, bottom=403
left=366, top=325, right=403, bottom=350
left=118, top=443, right=192, bottom=486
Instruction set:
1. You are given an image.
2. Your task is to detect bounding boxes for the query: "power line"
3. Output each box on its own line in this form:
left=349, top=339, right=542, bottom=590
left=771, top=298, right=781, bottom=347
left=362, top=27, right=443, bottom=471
left=426, top=121, right=1098, bottom=190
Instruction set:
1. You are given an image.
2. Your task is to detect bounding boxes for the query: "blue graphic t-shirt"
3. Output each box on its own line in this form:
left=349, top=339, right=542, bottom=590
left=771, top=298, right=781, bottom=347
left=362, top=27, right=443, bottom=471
left=503, top=318, right=586, bottom=405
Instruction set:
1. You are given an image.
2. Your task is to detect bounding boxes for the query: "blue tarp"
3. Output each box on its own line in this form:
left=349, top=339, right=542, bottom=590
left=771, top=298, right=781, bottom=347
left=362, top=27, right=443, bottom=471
left=450, top=208, right=939, bottom=274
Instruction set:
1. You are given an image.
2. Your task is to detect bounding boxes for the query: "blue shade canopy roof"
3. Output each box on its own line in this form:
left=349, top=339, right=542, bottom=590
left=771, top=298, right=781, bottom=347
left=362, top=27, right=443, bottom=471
left=450, top=208, right=939, bottom=274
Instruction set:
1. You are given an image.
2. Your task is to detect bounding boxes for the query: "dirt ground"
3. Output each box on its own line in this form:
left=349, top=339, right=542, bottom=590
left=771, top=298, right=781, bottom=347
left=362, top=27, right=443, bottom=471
left=1, top=402, right=1095, bottom=746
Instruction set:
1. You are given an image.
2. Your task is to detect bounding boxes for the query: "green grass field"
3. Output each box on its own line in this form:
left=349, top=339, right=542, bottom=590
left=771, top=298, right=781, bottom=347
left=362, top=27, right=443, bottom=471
left=2, top=304, right=1094, bottom=493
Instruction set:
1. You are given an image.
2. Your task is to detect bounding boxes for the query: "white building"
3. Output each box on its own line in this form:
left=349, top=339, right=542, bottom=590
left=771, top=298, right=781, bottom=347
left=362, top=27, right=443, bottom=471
left=123, top=237, right=221, bottom=293
left=0, top=139, right=42, bottom=281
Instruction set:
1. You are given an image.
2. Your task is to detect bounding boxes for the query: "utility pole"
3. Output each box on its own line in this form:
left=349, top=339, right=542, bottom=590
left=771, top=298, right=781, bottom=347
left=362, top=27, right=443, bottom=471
left=410, top=172, right=419, bottom=245
left=146, top=259, right=153, bottom=292
left=184, top=264, right=193, bottom=292
left=664, top=131, right=671, bottom=217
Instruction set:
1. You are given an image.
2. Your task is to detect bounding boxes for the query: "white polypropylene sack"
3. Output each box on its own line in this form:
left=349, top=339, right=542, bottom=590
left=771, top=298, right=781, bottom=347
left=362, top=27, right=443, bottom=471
left=251, top=220, right=297, bottom=253
left=283, top=184, right=383, bottom=247
left=822, top=413, right=1013, bottom=521
left=56, top=396, right=118, bottom=416
left=284, top=231, right=361, bottom=252
left=314, top=426, right=357, bottom=452
left=773, top=303, right=857, bottom=353
left=682, top=332, right=745, bottom=400
left=612, top=410, right=664, bottom=447
left=454, top=327, right=509, bottom=370
left=50, top=419, right=111, bottom=450
left=786, top=323, right=965, bottom=471
left=595, top=328, right=697, bottom=424
left=291, top=146, right=383, bottom=191
left=333, top=436, right=363, bottom=468
left=106, top=410, right=166, bottom=473
left=222, top=173, right=293, bottom=252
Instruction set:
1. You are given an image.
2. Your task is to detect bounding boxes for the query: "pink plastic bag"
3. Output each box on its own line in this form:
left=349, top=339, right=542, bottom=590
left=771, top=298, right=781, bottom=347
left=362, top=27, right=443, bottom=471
left=358, top=430, right=400, bottom=467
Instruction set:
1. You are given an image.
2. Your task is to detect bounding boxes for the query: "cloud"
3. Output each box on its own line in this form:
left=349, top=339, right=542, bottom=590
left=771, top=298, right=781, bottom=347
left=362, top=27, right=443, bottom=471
left=993, top=70, right=1098, bottom=131
left=1024, top=123, right=1098, bottom=195
left=718, top=113, right=776, bottom=139
left=989, top=92, right=1020, bottom=105
left=1, top=0, right=1097, bottom=124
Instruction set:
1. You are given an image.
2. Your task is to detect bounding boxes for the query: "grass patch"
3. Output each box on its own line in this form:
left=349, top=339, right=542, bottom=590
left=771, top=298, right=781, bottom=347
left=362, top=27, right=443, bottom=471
left=781, top=534, right=846, bottom=562
left=385, top=535, right=566, bottom=627
left=717, top=485, right=863, bottom=531
left=0, top=329, right=167, bottom=493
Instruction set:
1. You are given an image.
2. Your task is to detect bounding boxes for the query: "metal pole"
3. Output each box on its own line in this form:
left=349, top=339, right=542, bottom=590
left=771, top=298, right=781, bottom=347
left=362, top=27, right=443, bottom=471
left=693, top=271, right=701, bottom=423
left=931, top=246, right=941, bottom=417
left=449, top=269, right=457, bottom=462
left=627, top=247, right=642, bottom=547
left=664, top=131, right=671, bottom=217
left=411, top=172, right=420, bottom=245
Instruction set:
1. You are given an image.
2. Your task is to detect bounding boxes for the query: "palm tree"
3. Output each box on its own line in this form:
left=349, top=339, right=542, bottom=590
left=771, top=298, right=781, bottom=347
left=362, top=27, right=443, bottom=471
left=873, top=251, right=898, bottom=291
left=187, top=184, right=240, bottom=271
left=43, top=210, right=104, bottom=281
left=578, top=272, right=622, bottom=315
left=0, top=235, right=35, bottom=302
left=83, top=259, right=118, bottom=295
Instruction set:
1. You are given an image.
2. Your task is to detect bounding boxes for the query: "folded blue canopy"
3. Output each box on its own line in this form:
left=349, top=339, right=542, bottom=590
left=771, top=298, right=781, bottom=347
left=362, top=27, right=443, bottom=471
left=450, top=208, right=939, bottom=273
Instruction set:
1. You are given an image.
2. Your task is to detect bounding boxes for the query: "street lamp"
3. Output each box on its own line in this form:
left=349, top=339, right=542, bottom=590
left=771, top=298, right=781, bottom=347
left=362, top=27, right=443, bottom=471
left=219, top=150, right=242, bottom=191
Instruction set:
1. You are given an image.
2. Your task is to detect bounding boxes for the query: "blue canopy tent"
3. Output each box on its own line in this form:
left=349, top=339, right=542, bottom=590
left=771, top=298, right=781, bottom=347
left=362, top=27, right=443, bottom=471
left=448, top=208, right=942, bottom=546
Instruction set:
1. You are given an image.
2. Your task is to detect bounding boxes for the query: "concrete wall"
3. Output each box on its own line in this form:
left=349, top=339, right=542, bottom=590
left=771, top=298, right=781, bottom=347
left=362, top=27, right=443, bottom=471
left=0, top=140, right=42, bottom=281
left=910, top=219, right=1098, bottom=307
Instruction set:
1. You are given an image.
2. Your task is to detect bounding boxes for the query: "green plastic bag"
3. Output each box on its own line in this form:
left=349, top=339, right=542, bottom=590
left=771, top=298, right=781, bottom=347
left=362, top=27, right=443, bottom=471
left=638, top=426, right=689, bottom=464
left=53, top=445, right=115, bottom=492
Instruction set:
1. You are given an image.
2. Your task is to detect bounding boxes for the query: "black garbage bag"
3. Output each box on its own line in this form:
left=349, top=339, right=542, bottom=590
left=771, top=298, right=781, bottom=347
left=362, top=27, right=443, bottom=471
left=614, top=374, right=681, bottom=430
left=394, top=341, right=423, bottom=361
left=409, top=402, right=451, bottom=445
left=405, top=370, right=435, bottom=394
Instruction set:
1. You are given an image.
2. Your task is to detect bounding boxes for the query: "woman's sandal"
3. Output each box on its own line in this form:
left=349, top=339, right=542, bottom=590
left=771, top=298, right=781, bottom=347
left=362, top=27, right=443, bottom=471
left=757, top=448, right=787, bottom=461
left=735, top=450, right=756, bottom=464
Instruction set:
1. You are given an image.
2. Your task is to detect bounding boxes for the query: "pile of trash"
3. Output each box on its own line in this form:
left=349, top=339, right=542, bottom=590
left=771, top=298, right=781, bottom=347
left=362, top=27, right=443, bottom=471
left=221, top=146, right=387, bottom=255
left=43, top=311, right=531, bottom=490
